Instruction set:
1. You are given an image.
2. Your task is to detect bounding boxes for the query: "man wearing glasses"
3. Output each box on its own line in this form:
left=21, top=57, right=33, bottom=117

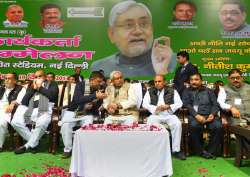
left=103, top=70, right=138, bottom=125
left=12, top=70, right=59, bottom=154
left=0, top=73, right=25, bottom=152
left=217, top=69, right=250, bottom=155
left=91, top=0, right=176, bottom=77
left=217, top=69, right=250, bottom=125
left=219, top=0, right=250, bottom=38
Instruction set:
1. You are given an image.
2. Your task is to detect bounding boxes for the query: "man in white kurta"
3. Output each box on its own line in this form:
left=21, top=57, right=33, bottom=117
left=103, top=71, right=138, bottom=125
left=143, top=74, right=186, bottom=160
left=60, top=71, right=106, bottom=158
left=0, top=73, right=26, bottom=151
left=12, top=70, right=59, bottom=154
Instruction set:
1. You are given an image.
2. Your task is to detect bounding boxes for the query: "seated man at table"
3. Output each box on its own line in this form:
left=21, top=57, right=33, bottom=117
left=103, top=71, right=138, bottom=125
left=217, top=69, right=250, bottom=149
left=143, top=74, right=186, bottom=160
left=217, top=69, right=250, bottom=125
left=182, top=73, right=223, bottom=159
left=12, top=70, right=59, bottom=154
left=60, top=71, right=107, bottom=158
left=0, top=73, right=26, bottom=152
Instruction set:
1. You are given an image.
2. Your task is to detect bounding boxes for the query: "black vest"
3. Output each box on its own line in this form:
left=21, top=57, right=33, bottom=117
left=148, top=86, right=174, bottom=106
left=0, top=85, right=23, bottom=104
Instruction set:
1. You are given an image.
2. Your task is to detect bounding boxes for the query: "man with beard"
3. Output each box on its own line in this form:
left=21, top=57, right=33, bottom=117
left=182, top=73, right=222, bottom=159
left=40, top=3, right=64, bottom=33
left=219, top=0, right=250, bottom=38
left=12, top=70, right=59, bottom=154
left=91, top=0, right=176, bottom=77
left=3, top=4, right=28, bottom=28
left=0, top=73, right=26, bottom=152
left=60, top=71, right=107, bottom=158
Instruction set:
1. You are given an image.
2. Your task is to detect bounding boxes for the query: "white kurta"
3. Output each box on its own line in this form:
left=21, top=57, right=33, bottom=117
left=0, top=87, right=26, bottom=148
left=60, top=110, right=94, bottom=152
left=217, top=86, right=231, bottom=110
left=143, top=89, right=183, bottom=152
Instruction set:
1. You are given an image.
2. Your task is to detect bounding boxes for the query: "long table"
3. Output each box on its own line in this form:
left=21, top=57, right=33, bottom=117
left=70, top=124, right=172, bottom=177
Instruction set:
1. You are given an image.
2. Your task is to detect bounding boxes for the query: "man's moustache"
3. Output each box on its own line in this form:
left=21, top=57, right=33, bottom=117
left=225, top=18, right=235, bottom=23
left=129, top=38, right=145, bottom=42
left=48, top=17, right=59, bottom=19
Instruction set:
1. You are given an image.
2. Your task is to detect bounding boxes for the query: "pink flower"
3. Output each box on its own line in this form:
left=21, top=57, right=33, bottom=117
left=1, top=174, right=12, bottom=177
left=81, top=124, right=162, bottom=131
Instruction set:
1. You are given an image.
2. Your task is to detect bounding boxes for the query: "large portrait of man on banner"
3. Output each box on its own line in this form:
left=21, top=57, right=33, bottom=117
left=91, top=0, right=176, bottom=78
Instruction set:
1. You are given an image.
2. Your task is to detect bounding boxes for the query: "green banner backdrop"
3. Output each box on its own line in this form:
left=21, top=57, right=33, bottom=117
left=0, top=0, right=249, bottom=83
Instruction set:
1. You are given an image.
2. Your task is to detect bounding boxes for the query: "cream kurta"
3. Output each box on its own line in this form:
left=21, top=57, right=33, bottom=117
left=103, top=82, right=138, bottom=121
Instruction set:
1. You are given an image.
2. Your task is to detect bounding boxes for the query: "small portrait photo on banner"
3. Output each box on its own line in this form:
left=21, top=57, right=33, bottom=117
left=173, top=0, right=197, bottom=22
left=40, top=3, right=64, bottom=33
left=169, top=0, right=197, bottom=29
left=219, top=0, right=250, bottom=38
left=3, top=4, right=28, bottom=28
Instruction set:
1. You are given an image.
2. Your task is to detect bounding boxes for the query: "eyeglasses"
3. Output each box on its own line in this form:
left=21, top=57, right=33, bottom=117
left=229, top=76, right=241, bottom=80
left=113, top=76, right=123, bottom=80
left=35, top=75, right=43, bottom=78
left=154, top=80, right=163, bottom=83
left=220, top=10, right=241, bottom=16
left=115, top=21, right=151, bottom=31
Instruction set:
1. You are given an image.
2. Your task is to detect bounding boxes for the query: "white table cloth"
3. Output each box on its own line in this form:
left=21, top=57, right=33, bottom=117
left=70, top=125, right=172, bottom=177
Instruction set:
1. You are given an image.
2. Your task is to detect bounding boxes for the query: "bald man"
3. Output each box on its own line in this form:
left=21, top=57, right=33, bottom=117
left=143, top=74, right=186, bottom=160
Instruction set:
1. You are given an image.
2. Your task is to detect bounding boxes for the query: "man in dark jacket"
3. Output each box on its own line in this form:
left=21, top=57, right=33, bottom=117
left=60, top=71, right=106, bottom=158
left=173, top=51, right=198, bottom=96
left=182, top=73, right=222, bottom=159
left=0, top=73, right=25, bottom=152
left=72, top=66, right=84, bottom=83
left=12, top=70, right=59, bottom=154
